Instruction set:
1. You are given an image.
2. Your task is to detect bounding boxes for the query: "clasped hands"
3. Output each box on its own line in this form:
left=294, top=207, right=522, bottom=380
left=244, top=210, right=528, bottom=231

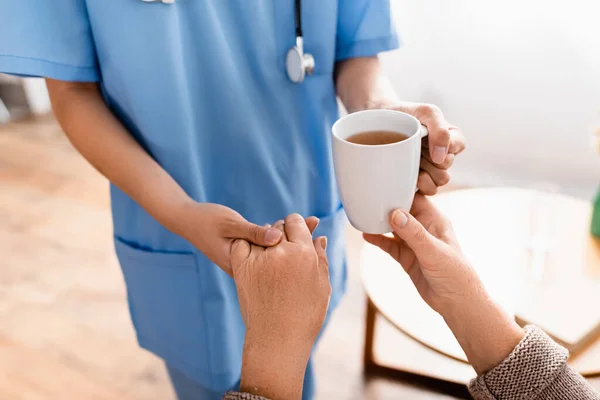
left=227, top=196, right=521, bottom=400
left=230, top=196, right=481, bottom=351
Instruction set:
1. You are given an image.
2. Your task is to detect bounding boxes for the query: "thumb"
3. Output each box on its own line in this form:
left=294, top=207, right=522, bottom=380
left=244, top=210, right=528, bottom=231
left=233, top=220, right=282, bottom=246
left=390, top=210, right=438, bottom=262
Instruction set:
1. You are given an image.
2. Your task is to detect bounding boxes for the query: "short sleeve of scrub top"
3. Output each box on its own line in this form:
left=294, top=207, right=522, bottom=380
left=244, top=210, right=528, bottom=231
left=0, top=1, right=99, bottom=82
left=335, top=0, right=400, bottom=61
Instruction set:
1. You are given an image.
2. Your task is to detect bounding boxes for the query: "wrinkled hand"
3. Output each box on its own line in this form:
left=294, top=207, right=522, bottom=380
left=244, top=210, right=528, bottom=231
left=364, top=194, right=482, bottom=315
left=176, top=202, right=319, bottom=276
left=231, top=213, right=331, bottom=342
left=230, top=214, right=330, bottom=399
left=391, top=103, right=466, bottom=195
left=365, top=195, right=525, bottom=374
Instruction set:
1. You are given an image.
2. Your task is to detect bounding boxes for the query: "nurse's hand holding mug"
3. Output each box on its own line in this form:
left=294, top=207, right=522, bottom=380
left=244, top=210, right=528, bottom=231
left=392, top=102, right=465, bottom=195
left=334, top=58, right=466, bottom=197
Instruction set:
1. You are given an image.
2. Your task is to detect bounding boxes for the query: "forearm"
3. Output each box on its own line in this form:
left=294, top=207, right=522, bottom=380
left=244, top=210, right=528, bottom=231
left=442, top=290, right=525, bottom=375
left=239, top=332, right=312, bottom=400
left=334, top=56, right=399, bottom=113
left=46, top=79, right=191, bottom=235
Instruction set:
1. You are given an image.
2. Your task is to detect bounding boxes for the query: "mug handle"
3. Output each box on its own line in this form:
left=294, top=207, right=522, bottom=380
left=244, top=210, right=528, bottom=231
left=415, top=125, right=429, bottom=192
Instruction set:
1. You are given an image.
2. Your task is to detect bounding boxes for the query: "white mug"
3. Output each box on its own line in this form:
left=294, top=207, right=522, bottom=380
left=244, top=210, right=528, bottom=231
left=332, top=110, right=428, bottom=234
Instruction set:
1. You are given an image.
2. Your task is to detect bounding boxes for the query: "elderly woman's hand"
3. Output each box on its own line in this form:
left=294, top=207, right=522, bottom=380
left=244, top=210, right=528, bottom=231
left=364, top=194, right=524, bottom=374
left=230, top=213, right=330, bottom=400
left=364, top=194, right=479, bottom=315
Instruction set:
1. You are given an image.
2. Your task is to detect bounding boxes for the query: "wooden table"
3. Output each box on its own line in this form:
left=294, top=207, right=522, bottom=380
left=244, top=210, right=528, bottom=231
left=361, top=188, right=600, bottom=395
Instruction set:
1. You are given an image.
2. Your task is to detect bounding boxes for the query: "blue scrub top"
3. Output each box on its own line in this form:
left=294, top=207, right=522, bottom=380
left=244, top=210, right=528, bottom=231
left=0, top=0, right=398, bottom=391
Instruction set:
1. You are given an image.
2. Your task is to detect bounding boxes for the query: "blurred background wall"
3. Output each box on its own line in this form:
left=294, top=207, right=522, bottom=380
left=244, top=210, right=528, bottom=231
left=384, top=0, right=600, bottom=198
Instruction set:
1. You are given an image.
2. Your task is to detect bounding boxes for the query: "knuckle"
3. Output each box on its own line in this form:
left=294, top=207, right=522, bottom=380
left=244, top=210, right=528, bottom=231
left=449, top=130, right=466, bottom=154
left=272, top=244, right=286, bottom=255
left=438, top=128, right=451, bottom=142
left=441, top=153, right=455, bottom=169
left=417, top=103, right=441, bottom=117
left=425, top=186, right=438, bottom=196
left=418, top=177, right=437, bottom=195
left=303, top=248, right=318, bottom=260
left=431, top=128, right=451, bottom=146
left=231, top=238, right=243, bottom=249
left=438, top=171, right=451, bottom=186
left=411, top=226, right=427, bottom=243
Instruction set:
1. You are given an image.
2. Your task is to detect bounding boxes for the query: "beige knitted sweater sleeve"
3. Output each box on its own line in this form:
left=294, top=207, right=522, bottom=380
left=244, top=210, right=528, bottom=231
left=224, top=326, right=599, bottom=400
left=468, top=325, right=599, bottom=399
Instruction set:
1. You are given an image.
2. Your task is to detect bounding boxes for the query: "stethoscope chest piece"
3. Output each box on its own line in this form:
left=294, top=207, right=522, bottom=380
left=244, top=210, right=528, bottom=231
left=286, top=38, right=315, bottom=84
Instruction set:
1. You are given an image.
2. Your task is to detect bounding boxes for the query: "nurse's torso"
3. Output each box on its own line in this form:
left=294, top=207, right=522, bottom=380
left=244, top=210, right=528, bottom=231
left=86, top=0, right=346, bottom=391
left=87, top=0, right=342, bottom=248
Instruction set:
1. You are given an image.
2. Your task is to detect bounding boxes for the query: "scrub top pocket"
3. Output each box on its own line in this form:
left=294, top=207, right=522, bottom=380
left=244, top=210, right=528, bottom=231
left=114, top=237, right=210, bottom=374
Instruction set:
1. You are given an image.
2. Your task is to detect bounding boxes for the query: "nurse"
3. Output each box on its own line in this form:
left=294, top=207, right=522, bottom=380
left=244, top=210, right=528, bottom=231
left=0, top=1, right=464, bottom=399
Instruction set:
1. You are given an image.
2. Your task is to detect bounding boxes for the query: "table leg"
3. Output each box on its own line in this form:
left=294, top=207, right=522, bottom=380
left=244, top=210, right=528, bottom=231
left=364, top=298, right=377, bottom=370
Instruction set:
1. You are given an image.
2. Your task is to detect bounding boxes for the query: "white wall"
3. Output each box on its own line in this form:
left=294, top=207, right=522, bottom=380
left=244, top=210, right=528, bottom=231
left=383, top=0, right=600, bottom=198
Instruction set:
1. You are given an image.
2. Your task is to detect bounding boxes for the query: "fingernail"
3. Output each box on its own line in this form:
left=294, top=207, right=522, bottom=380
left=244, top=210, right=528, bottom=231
left=392, top=210, right=408, bottom=228
left=432, top=146, right=447, bottom=164
left=288, top=213, right=304, bottom=222
left=265, top=228, right=282, bottom=244
left=264, top=223, right=271, bottom=228
left=319, top=236, right=328, bottom=250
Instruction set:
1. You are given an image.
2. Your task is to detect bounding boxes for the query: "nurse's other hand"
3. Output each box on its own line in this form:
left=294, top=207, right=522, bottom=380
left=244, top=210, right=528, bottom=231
left=231, top=214, right=330, bottom=399
left=391, top=103, right=466, bottom=195
left=176, top=202, right=294, bottom=276
left=363, top=194, right=480, bottom=315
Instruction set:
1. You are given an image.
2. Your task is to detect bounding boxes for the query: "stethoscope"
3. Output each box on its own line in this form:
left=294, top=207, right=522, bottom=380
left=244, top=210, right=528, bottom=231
left=142, top=0, right=314, bottom=83
left=285, top=0, right=315, bottom=83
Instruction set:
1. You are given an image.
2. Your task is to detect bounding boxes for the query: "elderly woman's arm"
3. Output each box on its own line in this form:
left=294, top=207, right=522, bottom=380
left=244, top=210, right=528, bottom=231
left=469, top=326, right=598, bottom=399
left=364, top=195, right=599, bottom=399
left=224, top=197, right=600, bottom=400
left=224, top=326, right=599, bottom=400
